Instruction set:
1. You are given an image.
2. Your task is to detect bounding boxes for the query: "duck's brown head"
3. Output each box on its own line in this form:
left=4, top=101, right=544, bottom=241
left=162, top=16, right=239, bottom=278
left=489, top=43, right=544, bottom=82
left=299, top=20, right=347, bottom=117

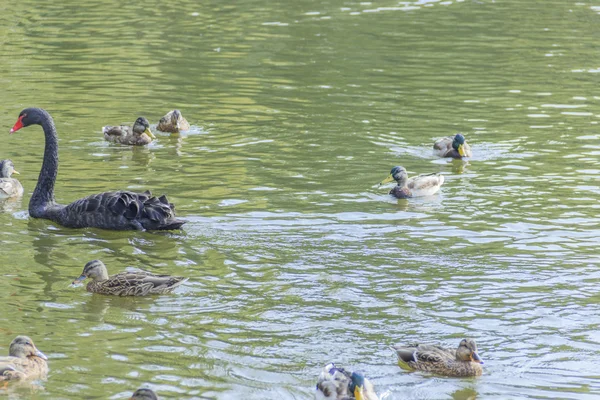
left=73, top=259, right=110, bottom=284
left=9, top=336, right=47, bottom=360
left=0, top=159, right=19, bottom=178
left=456, top=338, right=483, bottom=364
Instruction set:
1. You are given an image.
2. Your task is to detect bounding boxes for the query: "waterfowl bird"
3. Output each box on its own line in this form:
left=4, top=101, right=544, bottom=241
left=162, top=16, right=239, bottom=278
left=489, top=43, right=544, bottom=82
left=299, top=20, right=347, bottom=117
left=315, top=363, right=379, bottom=400
left=0, top=159, right=23, bottom=198
left=9, top=108, right=185, bottom=230
left=391, top=338, right=484, bottom=377
left=433, top=133, right=472, bottom=158
left=157, top=109, right=190, bottom=133
left=379, top=166, right=444, bottom=199
left=103, top=117, right=156, bottom=145
left=73, top=259, right=188, bottom=296
left=130, top=388, right=159, bottom=400
left=0, top=336, right=48, bottom=382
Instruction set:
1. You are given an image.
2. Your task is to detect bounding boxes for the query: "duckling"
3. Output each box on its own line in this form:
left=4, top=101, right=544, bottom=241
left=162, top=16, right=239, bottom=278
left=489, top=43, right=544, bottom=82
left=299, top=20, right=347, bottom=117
left=103, top=117, right=156, bottom=145
left=157, top=109, right=190, bottom=133
left=433, top=133, right=472, bottom=159
left=72, top=260, right=188, bottom=296
left=379, top=166, right=444, bottom=199
left=315, top=363, right=379, bottom=400
left=0, top=336, right=48, bottom=382
left=0, top=159, right=23, bottom=198
left=130, top=388, right=159, bottom=399
left=391, top=338, right=483, bottom=377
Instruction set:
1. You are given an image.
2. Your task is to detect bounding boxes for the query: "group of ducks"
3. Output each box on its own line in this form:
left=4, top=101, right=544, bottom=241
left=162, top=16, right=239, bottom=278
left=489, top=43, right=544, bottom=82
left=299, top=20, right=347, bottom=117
left=378, top=133, right=471, bottom=198
left=102, top=109, right=190, bottom=145
left=0, top=107, right=476, bottom=398
left=316, top=135, right=477, bottom=399
left=317, top=338, right=483, bottom=400
left=0, top=334, right=484, bottom=399
left=0, top=108, right=191, bottom=397
left=0, top=335, right=156, bottom=399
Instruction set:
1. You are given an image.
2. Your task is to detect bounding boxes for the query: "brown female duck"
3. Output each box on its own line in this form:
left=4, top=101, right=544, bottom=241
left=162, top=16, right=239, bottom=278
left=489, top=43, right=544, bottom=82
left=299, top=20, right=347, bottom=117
left=315, top=363, right=379, bottom=400
left=73, top=260, right=187, bottom=296
left=103, top=117, right=156, bottom=145
left=0, top=336, right=48, bottom=383
left=392, top=338, right=483, bottom=377
left=157, top=110, right=190, bottom=133
left=0, top=160, right=23, bottom=198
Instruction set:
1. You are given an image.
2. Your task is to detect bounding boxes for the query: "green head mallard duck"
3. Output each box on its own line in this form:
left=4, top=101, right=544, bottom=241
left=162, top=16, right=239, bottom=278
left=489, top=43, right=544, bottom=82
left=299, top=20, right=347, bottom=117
left=0, top=159, right=23, bottom=198
left=0, top=336, right=48, bottom=383
left=379, top=166, right=444, bottom=199
left=72, top=260, right=188, bottom=296
left=157, top=109, right=190, bottom=133
left=433, top=133, right=472, bottom=159
left=103, top=117, right=156, bottom=145
left=315, top=363, right=379, bottom=400
left=391, top=338, right=484, bottom=377
left=130, top=388, right=159, bottom=400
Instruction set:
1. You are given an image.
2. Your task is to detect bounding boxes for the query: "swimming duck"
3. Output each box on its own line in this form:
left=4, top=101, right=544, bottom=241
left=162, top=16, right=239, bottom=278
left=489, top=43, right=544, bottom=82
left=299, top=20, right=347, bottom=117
left=103, top=117, right=156, bottom=145
left=391, top=338, right=483, bottom=377
left=0, top=336, right=48, bottom=382
left=433, top=134, right=472, bottom=159
left=315, top=363, right=379, bottom=400
left=379, top=166, right=444, bottom=199
left=72, top=260, right=188, bottom=296
left=157, top=110, right=190, bottom=133
left=0, top=159, right=23, bottom=198
left=130, top=388, right=159, bottom=399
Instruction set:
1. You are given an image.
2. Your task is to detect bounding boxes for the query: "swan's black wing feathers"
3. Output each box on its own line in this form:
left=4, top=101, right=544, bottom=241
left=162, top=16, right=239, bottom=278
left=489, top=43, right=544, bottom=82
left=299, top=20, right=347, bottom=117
left=62, top=191, right=185, bottom=230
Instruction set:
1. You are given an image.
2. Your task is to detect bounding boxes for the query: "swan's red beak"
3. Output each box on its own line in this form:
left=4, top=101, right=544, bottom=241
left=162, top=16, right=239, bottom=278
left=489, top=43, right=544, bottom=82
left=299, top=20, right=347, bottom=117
left=10, top=115, right=25, bottom=134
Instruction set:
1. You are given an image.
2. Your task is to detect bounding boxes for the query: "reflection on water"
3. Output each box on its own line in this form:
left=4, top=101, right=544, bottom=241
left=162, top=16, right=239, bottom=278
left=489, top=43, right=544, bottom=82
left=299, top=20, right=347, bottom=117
left=0, top=196, right=23, bottom=213
left=1, top=0, right=600, bottom=398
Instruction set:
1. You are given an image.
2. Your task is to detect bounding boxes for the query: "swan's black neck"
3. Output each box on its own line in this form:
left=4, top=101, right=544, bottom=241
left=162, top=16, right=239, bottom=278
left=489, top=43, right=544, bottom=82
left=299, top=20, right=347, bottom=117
left=30, top=111, right=60, bottom=218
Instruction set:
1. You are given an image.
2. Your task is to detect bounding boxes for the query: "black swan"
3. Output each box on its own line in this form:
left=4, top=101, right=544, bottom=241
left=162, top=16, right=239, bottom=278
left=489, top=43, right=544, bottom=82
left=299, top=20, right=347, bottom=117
left=10, top=108, right=185, bottom=230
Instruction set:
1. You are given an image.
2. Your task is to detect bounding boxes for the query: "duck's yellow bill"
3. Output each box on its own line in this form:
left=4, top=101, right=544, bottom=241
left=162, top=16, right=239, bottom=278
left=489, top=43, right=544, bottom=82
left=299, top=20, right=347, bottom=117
left=380, top=174, right=394, bottom=185
left=12, top=170, right=20, bottom=175
left=458, top=144, right=467, bottom=157
left=354, top=386, right=364, bottom=400
left=145, top=127, right=156, bottom=139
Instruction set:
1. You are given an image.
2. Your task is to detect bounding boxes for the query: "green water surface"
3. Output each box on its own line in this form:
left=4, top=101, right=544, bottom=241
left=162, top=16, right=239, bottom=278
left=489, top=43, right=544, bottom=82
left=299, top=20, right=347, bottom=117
left=1, top=0, right=600, bottom=398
